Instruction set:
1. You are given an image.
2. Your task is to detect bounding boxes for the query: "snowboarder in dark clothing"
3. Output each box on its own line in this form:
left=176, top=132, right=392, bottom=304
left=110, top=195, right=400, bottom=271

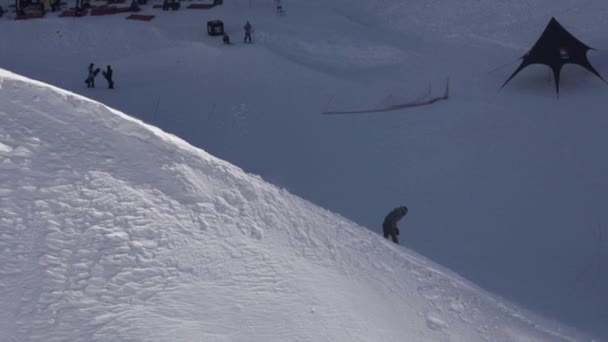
left=243, top=20, right=253, bottom=43
left=129, top=0, right=140, bottom=11
left=85, top=63, right=100, bottom=88
left=101, top=65, right=114, bottom=89
left=382, top=206, right=408, bottom=244
left=222, top=33, right=231, bottom=45
left=15, top=0, right=25, bottom=17
left=50, top=0, right=60, bottom=12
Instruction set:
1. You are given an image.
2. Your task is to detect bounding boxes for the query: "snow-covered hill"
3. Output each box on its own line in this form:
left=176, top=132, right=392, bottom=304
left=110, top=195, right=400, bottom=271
left=0, top=69, right=590, bottom=342
left=1, top=0, right=607, bottom=339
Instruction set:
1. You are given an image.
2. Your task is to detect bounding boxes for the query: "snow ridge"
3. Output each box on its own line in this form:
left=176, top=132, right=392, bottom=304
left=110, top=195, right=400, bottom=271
left=0, top=71, right=589, bottom=341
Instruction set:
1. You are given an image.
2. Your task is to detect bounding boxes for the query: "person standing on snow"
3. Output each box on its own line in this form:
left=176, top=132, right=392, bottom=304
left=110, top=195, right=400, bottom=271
left=382, top=206, right=408, bottom=244
left=85, top=63, right=97, bottom=88
left=102, top=65, right=114, bottom=89
left=243, top=20, right=253, bottom=43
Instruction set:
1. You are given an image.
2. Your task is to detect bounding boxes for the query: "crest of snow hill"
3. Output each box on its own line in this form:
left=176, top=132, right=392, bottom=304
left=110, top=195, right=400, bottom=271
left=0, top=70, right=590, bottom=341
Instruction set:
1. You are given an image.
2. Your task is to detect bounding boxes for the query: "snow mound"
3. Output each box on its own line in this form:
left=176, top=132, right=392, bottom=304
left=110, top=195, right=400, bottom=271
left=0, top=71, right=588, bottom=341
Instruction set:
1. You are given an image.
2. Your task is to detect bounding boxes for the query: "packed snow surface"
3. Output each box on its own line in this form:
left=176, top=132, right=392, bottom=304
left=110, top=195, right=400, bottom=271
left=1, top=0, right=607, bottom=339
left=0, top=68, right=590, bottom=342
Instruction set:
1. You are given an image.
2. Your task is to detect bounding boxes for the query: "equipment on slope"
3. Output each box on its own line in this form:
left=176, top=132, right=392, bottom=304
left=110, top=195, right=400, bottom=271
left=501, top=17, right=606, bottom=94
left=323, top=79, right=449, bottom=115
left=207, top=20, right=224, bottom=36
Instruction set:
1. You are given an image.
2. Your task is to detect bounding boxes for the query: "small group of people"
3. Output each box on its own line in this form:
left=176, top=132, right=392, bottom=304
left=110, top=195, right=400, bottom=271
left=222, top=20, right=254, bottom=45
left=85, top=63, right=114, bottom=89
left=73, top=0, right=91, bottom=13
left=162, top=0, right=179, bottom=10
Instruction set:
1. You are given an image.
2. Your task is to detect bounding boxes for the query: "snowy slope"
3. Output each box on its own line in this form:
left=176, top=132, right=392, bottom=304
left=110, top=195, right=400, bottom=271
left=0, top=70, right=590, bottom=342
left=1, top=0, right=608, bottom=338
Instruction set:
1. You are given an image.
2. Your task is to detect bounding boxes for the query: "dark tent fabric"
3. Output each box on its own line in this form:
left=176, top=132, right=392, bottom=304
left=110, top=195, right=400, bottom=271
left=502, top=17, right=606, bottom=93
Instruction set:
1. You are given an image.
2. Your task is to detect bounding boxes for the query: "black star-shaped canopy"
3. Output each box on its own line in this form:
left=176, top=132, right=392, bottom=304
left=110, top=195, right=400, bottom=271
left=502, top=17, right=606, bottom=93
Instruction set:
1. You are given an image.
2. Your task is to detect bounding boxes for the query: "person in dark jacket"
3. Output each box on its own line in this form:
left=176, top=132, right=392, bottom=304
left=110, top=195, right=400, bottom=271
left=102, top=65, right=114, bottom=89
left=222, top=33, right=231, bottom=45
left=50, top=0, right=60, bottom=12
left=243, top=20, right=253, bottom=43
left=85, top=63, right=97, bottom=88
left=382, top=206, right=408, bottom=244
left=129, top=0, right=140, bottom=11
